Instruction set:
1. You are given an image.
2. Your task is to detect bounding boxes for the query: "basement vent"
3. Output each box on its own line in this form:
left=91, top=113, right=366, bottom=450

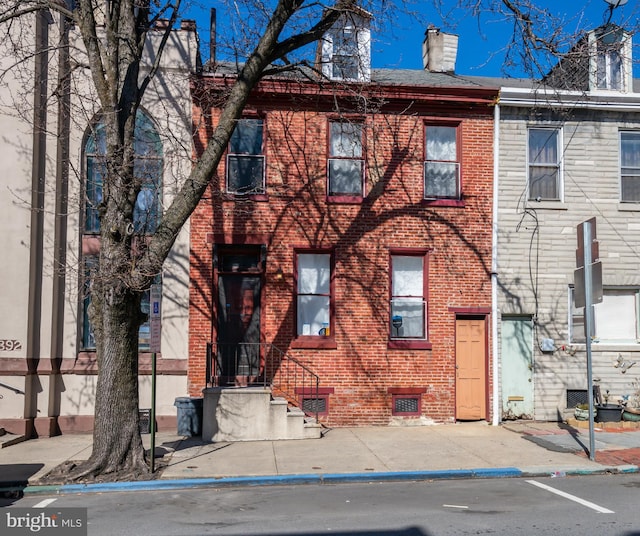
left=393, top=396, right=420, bottom=415
left=302, top=397, right=327, bottom=415
left=566, top=389, right=588, bottom=408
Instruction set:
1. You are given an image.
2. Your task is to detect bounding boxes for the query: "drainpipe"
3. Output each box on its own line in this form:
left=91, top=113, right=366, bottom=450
left=25, top=8, right=53, bottom=437
left=47, top=11, right=72, bottom=437
left=491, top=100, right=500, bottom=426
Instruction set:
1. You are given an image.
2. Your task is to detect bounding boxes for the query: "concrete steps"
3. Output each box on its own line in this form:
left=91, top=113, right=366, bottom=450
left=202, top=387, right=322, bottom=442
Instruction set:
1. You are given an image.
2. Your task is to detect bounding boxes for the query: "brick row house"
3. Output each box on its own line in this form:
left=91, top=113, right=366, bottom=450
left=188, top=14, right=499, bottom=432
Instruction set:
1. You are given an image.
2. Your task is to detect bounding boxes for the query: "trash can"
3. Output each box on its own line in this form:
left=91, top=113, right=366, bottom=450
left=174, top=397, right=203, bottom=437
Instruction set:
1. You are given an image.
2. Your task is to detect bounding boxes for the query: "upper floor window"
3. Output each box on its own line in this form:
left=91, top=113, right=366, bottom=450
left=320, top=11, right=371, bottom=82
left=296, top=252, right=333, bottom=338
left=592, top=26, right=629, bottom=92
left=424, top=124, right=460, bottom=199
left=85, top=111, right=162, bottom=234
left=620, top=131, right=640, bottom=202
left=570, top=287, right=639, bottom=344
left=528, top=128, right=561, bottom=201
left=328, top=121, right=364, bottom=198
left=390, top=253, right=427, bottom=340
left=226, top=118, right=265, bottom=195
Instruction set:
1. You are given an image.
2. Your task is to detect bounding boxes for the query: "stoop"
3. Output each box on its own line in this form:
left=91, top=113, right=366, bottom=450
left=201, top=387, right=322, bottom=442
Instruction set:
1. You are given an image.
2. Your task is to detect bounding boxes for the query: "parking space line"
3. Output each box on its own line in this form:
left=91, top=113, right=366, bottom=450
left=525, top=479, right=614, bottom=514
left=33, top=498, right=57, bottom=508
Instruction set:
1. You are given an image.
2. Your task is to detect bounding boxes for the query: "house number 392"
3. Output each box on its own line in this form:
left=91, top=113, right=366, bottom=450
left=0, top=339, right=22, bottom=351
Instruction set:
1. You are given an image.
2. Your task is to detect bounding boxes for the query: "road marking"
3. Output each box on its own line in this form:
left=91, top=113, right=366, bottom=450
left=33, top=498, right=57, bottom=508
left=443, top=504, right=469, bottom=509
left=526, top=479, right=614, bottom=514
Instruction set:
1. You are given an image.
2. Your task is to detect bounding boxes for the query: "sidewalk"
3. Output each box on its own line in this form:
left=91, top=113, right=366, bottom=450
left=1, top=421, right=638, bottom=495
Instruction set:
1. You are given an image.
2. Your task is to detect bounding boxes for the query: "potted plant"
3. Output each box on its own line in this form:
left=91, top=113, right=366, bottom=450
left=574, top=403, right=592, bottom=421
left=595, top=389, right=623, bottom=422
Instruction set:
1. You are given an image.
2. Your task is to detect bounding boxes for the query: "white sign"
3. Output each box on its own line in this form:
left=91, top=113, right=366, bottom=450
left=150, top=284, right=161, bottom=353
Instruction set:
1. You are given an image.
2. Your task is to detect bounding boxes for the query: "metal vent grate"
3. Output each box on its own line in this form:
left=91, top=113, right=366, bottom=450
left=394, top=397, right=419, bottom=414
left=302, top=397, right=327, bottom=415
left=566, top=389, right=588, bottom=408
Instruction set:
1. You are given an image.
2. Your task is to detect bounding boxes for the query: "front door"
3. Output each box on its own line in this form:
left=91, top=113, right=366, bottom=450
left=455, top=317, right=487, bottom=420
left=216, top=247, right=262, bottom=385
left=500, top=316, right=534, bottom=419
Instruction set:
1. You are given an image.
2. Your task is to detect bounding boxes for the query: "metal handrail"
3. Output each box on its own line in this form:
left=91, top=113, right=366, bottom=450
left=208, top=342, right=320, bottom=422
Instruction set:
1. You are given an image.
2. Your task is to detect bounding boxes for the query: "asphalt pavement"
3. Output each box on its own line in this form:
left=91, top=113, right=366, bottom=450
left=0, top=420, right=639, bottom=495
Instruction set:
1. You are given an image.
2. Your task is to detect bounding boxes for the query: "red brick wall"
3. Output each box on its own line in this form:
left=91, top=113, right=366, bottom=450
left=189, top=81, right=495, bottom=425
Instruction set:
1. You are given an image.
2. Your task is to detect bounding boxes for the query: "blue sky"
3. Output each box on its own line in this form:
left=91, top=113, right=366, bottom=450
left=188, top=1, right=638, bottom=77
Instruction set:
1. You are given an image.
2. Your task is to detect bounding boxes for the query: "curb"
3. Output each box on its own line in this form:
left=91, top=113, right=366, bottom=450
left=2, top=464, right=638, bottom=497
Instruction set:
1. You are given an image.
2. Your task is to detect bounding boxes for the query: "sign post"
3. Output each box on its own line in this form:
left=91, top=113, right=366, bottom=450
left=149, top=284, right=162, bottom=473
left=574, top=218, right=602, bottom=461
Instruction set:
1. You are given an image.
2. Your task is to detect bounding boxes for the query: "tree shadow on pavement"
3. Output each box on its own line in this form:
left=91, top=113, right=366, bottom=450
left=0, top=463, right=44, bottom=506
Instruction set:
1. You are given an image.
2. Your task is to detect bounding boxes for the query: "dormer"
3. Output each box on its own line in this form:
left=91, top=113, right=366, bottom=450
left=589, top=25, right=632, bottom=92
left=543, top=24, right=632, bottom=93
left=319, top=8, right=371, bottom=82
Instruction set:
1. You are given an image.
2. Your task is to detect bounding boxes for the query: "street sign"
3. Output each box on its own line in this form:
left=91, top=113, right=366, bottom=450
left=573, top=261, right=603, bottom=308
left=150, top=284, right=161, bottom=353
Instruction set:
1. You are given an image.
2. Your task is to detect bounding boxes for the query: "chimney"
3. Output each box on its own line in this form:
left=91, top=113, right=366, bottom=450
left=209, top=8, right=216, bottom=66
left=422, top=27, right=458, bottom=73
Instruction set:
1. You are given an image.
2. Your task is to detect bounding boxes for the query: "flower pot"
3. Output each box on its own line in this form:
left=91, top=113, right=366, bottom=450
left=574, top=407, right=591, bottom=421
left=622, top=408, right=640, bottom=422
left=594, top=404, right=623, bottom=423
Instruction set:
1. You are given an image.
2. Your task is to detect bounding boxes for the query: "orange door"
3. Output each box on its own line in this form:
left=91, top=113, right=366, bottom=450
left=455, top=318, right=487, bottom=420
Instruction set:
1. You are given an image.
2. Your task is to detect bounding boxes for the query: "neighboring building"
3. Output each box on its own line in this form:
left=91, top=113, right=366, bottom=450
left=491, top=24, right=640, bottom=420
left=189, top=17, right=499, bottom=428
left=0, top=10, right=198, bottom=436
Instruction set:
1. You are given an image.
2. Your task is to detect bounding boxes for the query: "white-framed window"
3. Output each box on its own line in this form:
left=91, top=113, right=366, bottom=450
left=597, top=40, right=623, bottom=90
left=390, top=253, right=427, bottom=339
left=296, top=252, right=333, bottom=337
left=528, top=127, right=561, bottom=201
left=620, top=131, right=640, bottom=202
left=320, top=12, right=371, bottom=82
left=226, top=118, right=265, bottom=195
left=570, top=287, right=639, bottom=344
left=328, top=121, right=364, bottom=197
left=424, top=124, right=460, bottom=199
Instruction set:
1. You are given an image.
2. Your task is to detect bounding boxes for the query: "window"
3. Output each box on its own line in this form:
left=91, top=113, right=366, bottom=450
left=390, top=253, right=427, bottom=339
left=81, top=256, right=160, bottom=351
left=424, top=125, right=460, bottom=199
left=620, top=132, right=640, bottom=202
left=595, top=28, right=626, bottom=91
left=85, top=111, right=162, bottom=234
left=570, top=287, right=639, bottom=344
left=226, top=118, right=265, bottom=195
left=331, top=25, right=359, bottom=80
left=296, top=252, right=332, bottom=337
left=528, top=128, right=561, bottom=201
left=328, top=121, right=364, bottom=198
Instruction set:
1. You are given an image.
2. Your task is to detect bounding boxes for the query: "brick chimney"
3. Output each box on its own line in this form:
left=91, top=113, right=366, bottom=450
left=422, top=27, right=458, bottom=73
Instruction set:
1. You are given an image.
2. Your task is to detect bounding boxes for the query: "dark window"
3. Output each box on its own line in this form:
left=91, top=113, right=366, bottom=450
left=528, top=128, right=560, bottom=201
left=620, top=131, right=640, bottom=202
left=226, top=119, right=265, bottom=195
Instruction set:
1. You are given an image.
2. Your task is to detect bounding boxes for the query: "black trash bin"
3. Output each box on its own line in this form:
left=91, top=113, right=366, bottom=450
left=174, top=397, right=203, bottom=437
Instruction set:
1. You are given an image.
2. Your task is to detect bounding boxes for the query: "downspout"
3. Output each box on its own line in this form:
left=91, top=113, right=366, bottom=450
left=491, top=99, right=500, bottom=426
left=25, top=8, right=53, bottom=437
left=48, top=11, right=72, bottom=437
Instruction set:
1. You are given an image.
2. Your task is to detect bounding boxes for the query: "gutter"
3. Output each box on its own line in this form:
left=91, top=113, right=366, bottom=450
left=491, top=100, right=500, bottom=426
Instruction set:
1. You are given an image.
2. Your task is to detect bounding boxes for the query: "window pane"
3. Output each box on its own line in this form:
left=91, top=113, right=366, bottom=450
left=426, top=126, right=456, bottom=161
left=331, top=27, right=359, bottom=79
left=391, top=298, right=425, bottom=338
left=230, top=119, right=263, bottom=155
left=298, top=254, right=330, bottom=294
left=85, top=157, right=105, bottom=233
left=529, top=129, right=558, bottom=164
left=529, top=166, right=558, bottom=200
left=297, top=295, right=330, bottom=336
left=424, top=162, right=459, bottom=198
left=595, top=290, right=637, bottom=341
left=329, top=159, right=363, bottom=195
left=621, top=176, right=640, bottom=202
left=392, top=256, right=423, bottom=296
left=330, top=123, right=362, bottom=158
left=227, top=155, right=265, bottom=194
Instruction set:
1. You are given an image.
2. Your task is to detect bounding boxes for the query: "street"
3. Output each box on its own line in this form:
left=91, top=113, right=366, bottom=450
left=3, top=474, right=640, bottom=535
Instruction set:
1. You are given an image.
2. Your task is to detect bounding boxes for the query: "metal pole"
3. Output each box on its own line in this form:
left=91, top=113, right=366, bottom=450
left=583, top=222, right=596, bottom=461
left=150, top=352, right=157, bottom=473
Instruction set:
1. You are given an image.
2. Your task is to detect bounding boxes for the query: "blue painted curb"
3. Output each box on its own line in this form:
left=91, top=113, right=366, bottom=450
left=12, top=467, right=524, bottom=495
